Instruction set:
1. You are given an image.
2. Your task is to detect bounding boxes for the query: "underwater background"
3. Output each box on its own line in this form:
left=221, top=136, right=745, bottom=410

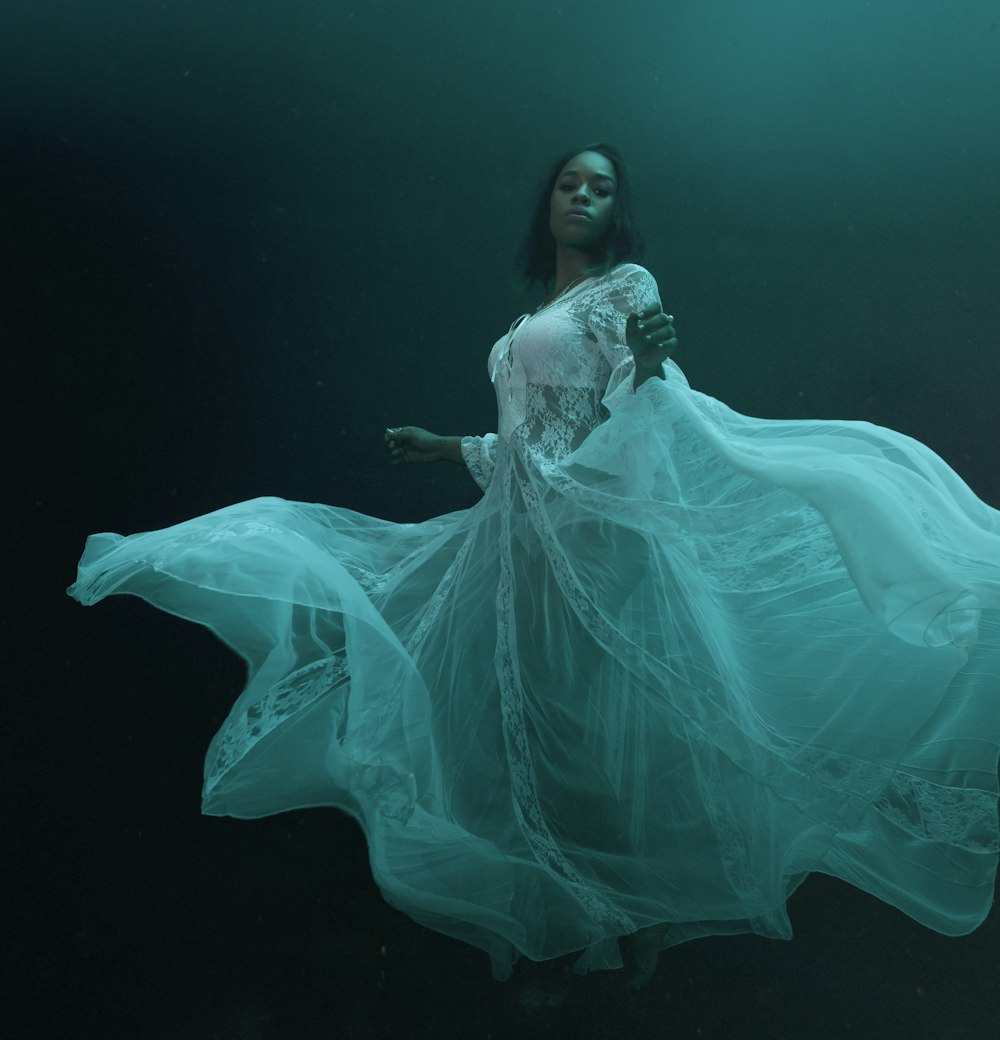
left=4, top=1, right=999, bottom=1037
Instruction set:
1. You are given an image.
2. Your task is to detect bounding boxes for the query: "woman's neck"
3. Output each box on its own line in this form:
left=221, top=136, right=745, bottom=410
left=552, top=246, right=609, bottom=297
left=544, top=251, right=607, bottom=301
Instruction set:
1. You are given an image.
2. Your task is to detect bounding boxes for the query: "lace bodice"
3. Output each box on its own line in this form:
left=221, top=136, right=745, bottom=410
left=489, top=264, right=661, bottom=452
left=460, top=263, right=662, bottom=490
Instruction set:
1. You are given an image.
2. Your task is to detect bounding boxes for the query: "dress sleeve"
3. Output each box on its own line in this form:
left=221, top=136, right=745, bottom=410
left=585, top=264, right=663, bottom=398
left=461, top=433, right=498, bottom=492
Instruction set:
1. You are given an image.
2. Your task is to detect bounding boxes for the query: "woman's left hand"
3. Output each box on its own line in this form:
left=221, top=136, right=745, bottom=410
left=625, top=306, right=678, bottom=372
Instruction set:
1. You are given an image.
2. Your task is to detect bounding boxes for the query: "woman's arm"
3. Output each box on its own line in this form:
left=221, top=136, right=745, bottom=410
left=386, top=427, right=498, bottom=492
left=588, top=265, right=679, bottom=395
left=384, top=427, right=465, bottom=465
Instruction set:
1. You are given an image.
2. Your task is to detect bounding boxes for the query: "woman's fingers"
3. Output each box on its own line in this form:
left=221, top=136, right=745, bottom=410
left=635, top=307, right=678, bottom=357
left=385, top=426, right=418, bottom=445
left=637, top=310, right=672, bottom=335
left=385, top=426, right=410, bottom=463
left=385, top=426, right=438, bottom=464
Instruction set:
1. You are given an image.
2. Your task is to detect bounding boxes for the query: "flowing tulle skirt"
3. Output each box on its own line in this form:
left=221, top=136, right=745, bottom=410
left=68, top=369, right=1000, bottom=980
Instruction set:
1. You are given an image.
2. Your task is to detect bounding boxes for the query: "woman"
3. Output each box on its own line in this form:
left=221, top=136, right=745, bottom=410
left=69, top=143, right=1000, bottom=996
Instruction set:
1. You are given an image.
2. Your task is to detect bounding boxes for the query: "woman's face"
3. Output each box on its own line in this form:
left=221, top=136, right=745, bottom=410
left=548, top=150, right=617, bottom=254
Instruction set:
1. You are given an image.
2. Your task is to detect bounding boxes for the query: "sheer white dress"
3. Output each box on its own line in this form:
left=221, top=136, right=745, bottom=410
left=69, top=263, right=1000, bottom=980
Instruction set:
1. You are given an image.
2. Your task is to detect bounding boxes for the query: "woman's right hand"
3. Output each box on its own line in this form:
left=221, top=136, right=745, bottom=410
left=384, top=426, right=443, bottom=465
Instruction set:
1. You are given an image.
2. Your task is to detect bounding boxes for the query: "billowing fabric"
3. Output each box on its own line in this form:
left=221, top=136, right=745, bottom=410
left=69, top=263, right=1000, bottom=980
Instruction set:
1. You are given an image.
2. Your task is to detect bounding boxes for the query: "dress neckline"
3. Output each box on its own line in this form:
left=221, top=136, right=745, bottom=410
left=535, top=272, right=601, bottom=314
left=534, top=263, right=632, bottom=315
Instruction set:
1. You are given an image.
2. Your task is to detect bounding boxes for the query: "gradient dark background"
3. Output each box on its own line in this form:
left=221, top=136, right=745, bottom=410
left=5, top=2, right=999, bottom=1037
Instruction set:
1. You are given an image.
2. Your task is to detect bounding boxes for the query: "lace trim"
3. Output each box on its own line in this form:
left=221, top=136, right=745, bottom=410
left=344, top=564, right=389, bottom=596
left=404, top=525, right=478, bottom=657
left=699, top=504, right=843, bottom=593
left=495, top=447, right=637, bottom=933
left=203, top=652, right=421, bottom=825
left=348, top=760, right=418, bottom=825
left=204, top=656, right=349, bottom=797
left=148, top=517, right=294, bottom=569
left=873, top=772, right=999, bottom=851
left=460, top=434, right=498, bottom=492
left=696, top=747, right=773, bottom=926
left=768, top=745, right=999, bottom=853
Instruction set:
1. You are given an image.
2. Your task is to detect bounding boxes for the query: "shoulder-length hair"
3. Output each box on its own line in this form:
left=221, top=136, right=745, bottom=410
left=516, top=142, right=645, bottom=293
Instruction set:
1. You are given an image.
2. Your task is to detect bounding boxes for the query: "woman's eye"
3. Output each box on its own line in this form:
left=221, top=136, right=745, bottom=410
left=559, top=182, right=611, bottom=197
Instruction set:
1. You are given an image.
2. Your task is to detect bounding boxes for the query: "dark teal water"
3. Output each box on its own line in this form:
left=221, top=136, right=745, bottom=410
left=5, top=2, right=999, bottom=1037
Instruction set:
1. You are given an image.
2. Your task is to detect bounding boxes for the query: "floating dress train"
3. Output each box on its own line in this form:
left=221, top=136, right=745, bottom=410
left=68, top=263, right=1000, bottom=980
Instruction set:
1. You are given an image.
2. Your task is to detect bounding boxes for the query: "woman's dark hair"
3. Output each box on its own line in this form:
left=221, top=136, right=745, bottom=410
left=517, top=142, right=644, bottom=293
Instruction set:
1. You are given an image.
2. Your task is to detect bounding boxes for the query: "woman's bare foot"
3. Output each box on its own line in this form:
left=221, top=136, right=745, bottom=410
left=623, top=922, right=671, bottom=991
